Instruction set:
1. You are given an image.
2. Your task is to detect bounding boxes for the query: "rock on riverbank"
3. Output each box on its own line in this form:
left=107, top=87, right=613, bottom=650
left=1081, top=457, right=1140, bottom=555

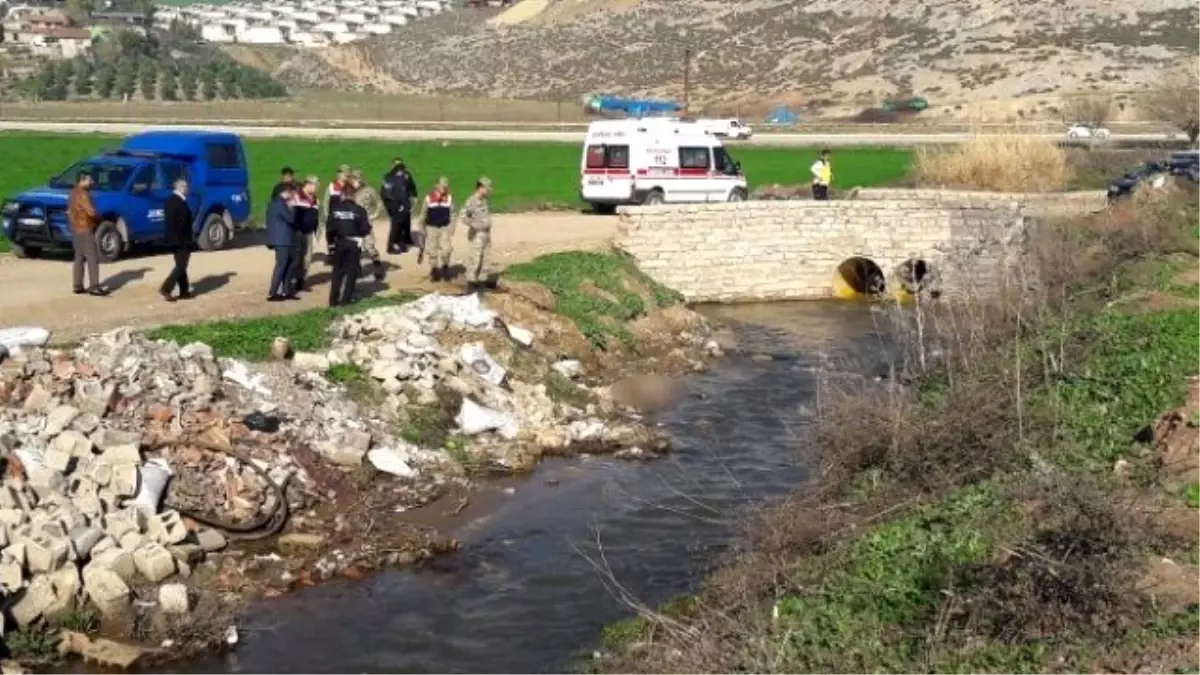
left=0, top=287, right=714, bottom=664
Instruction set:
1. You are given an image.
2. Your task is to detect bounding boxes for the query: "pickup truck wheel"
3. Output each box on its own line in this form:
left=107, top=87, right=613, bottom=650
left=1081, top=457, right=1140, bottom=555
left=197, top=213, right=230, bottom=251
left=95, top=221, right=123, bottom=263
left=11, top=243, right=41, bottom=259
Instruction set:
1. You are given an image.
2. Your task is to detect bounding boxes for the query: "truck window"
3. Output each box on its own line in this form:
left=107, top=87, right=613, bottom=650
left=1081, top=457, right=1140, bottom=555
left=158, top=161, right=188, bottom=189
left=585, top=144, right=630, bottom=169
left=679, top=147, right=711, bottom=169
left=130, top=165, right=154, bottom=193
left=205, top=143, right=241, bottom=169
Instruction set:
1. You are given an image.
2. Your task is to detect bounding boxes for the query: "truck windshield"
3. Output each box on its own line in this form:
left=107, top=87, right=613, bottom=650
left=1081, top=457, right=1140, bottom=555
left=50, top=162, right=134, bottom=192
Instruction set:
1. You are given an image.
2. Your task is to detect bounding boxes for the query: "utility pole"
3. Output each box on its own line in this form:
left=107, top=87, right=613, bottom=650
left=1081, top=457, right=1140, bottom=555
left=680, top=28, right=691, bottom=116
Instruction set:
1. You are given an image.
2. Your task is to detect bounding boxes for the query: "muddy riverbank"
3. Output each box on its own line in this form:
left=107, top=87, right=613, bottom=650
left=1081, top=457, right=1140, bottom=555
left=169, top=300, right=890, bottom=673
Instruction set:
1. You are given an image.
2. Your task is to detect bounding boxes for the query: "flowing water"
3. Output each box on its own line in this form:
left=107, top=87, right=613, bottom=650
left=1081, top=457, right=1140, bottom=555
left=188, top=301, right=894, bottom=674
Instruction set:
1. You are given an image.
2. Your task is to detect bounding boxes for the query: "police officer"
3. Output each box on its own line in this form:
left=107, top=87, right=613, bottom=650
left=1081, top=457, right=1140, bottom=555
left=325, top=182, right=372, bottom=307
left=348, top=169, right=387, bottom=282
left=381, top=157, right=417, bottom=253
left=460, top=176, right=496, bottom=292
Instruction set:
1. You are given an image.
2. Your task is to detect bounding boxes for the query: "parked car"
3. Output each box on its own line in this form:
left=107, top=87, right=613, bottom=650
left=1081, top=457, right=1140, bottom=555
left=1, top=130, right=251, bottom=261
left=1107, top=152, right=1199, bottom=201
left=1066, top=123, right=1111, bottom=140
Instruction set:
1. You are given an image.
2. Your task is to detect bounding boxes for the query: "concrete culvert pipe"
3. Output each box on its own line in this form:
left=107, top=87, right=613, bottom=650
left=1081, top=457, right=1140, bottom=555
left=896, top=258, right=941, bottom=299
left=833, top=257, right=887, bottom=299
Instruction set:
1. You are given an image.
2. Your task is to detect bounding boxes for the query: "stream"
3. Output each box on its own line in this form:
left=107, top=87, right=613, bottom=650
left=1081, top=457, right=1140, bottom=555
left=187, top=300, right=894, bottom=674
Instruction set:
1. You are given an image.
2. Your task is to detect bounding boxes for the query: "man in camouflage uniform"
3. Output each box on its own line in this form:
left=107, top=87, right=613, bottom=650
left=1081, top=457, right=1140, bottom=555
left=348, top=169, right=387, bottom=282
left=460, top=176, right=496, bottom=291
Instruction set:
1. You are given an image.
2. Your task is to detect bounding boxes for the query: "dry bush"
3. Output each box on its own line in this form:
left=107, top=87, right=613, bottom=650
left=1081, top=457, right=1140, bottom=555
left=916, top=134, right=1073, bottom=192
left=1147, top=58, right=1200, bottom=144
left=1062, top=93, right=1115, bottom=126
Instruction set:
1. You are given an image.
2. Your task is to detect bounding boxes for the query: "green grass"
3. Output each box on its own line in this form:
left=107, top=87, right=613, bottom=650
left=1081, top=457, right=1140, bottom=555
left=505, top=251, right=683, bottom=349
left=0, top=134, right=912, bottom=218
left=147, top=291, right=419, bottom=359
left=0, top=232, right=9, bottom=254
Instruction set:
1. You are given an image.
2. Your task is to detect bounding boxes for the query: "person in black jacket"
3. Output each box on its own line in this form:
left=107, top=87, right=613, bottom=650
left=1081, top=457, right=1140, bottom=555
left=326, top=182, right=372, bottom=307
left=288, top=176, right=320, bottom=293
left=158, top=178, right=194, bottom=302
left=269, top=166, right=296, bottom=202
left=381, top=157, right=417, bottom=254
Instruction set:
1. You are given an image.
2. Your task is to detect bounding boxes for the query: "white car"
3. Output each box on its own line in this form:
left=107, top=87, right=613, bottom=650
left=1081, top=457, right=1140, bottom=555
left=1066, top=123, right=1111, bottom=140
left=698, top=118, right=754, bottom=140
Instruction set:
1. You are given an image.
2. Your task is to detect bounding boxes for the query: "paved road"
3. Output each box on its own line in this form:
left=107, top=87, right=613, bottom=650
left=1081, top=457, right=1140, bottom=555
left=0, top=120, right=1175, bottom=147
left=0, top=213, right=618, bottom=342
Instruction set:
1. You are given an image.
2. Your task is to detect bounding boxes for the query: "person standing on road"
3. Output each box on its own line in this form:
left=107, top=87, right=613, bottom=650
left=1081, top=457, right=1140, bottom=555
left=326, top=182, right=372, bottom=307
left=270, top=166, right=296, bottom=202
left=460, top=176, right=496, bottom=292
left=348, top=169, right=388, bottom=282
left=159, top=178, right=194, bottom=302
left=381, top=157, right=418, bottom=253
left=67, top=172, right=109, bottom=296
left=289, top=176, right=320, bottom=293
left=810, top=149, right=833, bottom=201
left=265, top=184, right=299, bottom=302
left=420, top=176, right=454, bottom=282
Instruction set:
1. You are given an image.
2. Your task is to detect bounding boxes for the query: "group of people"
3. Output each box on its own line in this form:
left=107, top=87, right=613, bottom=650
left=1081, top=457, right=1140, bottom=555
left=64, top=156, right=501, bottom=308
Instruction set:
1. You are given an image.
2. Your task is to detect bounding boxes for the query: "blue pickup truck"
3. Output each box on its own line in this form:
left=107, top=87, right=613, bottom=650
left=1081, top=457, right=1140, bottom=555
left=2, top=130, right=252, bottom=261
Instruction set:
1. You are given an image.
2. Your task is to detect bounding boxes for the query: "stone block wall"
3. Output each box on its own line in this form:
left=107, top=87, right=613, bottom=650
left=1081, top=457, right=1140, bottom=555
left=616, top=200, right=1027, bottom=303
left=851, top=188, right=1107, bottom=219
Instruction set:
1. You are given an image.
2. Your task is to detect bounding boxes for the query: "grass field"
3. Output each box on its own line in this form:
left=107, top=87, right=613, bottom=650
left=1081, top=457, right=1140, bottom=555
left=0, top=134, right=913, bottom=216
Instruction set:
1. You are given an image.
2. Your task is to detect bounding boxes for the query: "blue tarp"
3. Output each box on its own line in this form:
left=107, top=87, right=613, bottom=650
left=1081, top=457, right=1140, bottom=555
left=585, top=94, right=682, bottom=117
left=765, top=106, right=800, bottom=125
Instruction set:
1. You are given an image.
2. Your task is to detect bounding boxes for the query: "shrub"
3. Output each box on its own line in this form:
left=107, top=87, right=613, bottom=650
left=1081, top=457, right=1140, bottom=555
left=915, top=133, right=1073, bottom=192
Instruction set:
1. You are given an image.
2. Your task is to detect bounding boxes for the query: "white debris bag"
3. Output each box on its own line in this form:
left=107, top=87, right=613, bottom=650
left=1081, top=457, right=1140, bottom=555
left=367, top=446, right=417, bottom=478
left=504, top=323, right=534, bottom=348
left=552, top=360, right=583, bottom=379
left=131, top=457, right=173, bottom=514
left=12, top=446, right=48, bottom=475
left=0, top=326, right=51, bottom=350
left=458, top=343, right=507, bottom=387
left=455, top=398, right=519, bottom=439
left=221, top=359, right=272, bottom=397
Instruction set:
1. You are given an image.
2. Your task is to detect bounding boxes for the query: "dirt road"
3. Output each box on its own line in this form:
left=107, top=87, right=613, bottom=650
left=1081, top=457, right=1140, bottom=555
left=0, top=213, right=617, bottom=342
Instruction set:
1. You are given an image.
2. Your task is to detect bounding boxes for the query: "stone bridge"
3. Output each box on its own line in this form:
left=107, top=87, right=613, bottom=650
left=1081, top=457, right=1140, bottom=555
left=614, top=190, right=1106, bottom=303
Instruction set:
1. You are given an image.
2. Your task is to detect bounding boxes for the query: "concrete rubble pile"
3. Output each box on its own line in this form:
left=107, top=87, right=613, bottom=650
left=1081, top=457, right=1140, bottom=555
left=302, top=293, right=663, bottom=469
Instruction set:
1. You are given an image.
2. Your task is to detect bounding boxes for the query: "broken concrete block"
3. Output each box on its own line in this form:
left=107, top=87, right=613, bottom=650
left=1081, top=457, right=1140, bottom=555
left=70, top=412, right=101, bottom=434
left=89, top=462, right=113, bottom=488
left=43, top=448, right=75, bottom=475
left=52, top=430, right=92, bottom=458
left=26, top=535, right=69, bottom=573
left=0, top=487, right=23, bottom=511
left=194, top=528, right=227, bottom=553
left=147, top=511, right=188, bottom=546
left=69, top=525, right=105, bottom=560
left=133, top=543, right=175, bottom=583
left=3, top=543, right=27, bottom=567
left=82, top=565, right=130, bottom=617
left=22, top=384, right=53, bottom=413
left=0, top=509, right=24, bottom=528
left=103, top=507, right=144, bottom=538
left=100, top=444, right=141, bottom=465
left=45, top=565, right=81, bottom=618
left=89, top=429, right=142, bottom=452
left=43, top=405, right=80, bottom=437
left=90, top=535, right=117, bottom=557
left=74, top=380, right=117, bottom=417
left=90, top=548, right=135, bottom=583
left=11, top=575, right=56, bottom=627
left=118, top=532, right=146, bottom=553
left=73, top=492, right=104, bottom=521
left=0, top=559, right=23, bottom=592
left=168, top=543, right=204, bottom=566
left=157, top=583, right=190, bottom=615
left=110, top=464, right=139, bottom=498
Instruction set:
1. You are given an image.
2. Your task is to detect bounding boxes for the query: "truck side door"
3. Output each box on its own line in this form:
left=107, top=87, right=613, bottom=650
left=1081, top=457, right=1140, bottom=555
left=124, top=163, right=159, bottom=242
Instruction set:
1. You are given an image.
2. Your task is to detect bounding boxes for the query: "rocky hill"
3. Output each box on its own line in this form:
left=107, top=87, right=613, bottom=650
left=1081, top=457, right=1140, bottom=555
left=272, top=0, right=1199, bottom=117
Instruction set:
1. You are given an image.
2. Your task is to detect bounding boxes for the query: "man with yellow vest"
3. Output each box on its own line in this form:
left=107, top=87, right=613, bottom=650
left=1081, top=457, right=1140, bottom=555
left=810, top=148, right=832, bottom=200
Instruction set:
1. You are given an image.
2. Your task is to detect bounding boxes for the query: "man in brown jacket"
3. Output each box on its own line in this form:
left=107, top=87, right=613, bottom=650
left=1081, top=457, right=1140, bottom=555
left=68, top=173, right=109, bottom=296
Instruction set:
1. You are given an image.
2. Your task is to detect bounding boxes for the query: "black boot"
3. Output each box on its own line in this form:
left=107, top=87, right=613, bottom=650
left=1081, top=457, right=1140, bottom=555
left=440, top=264, right=451, bottom=281
left=373, top=261, right=386, bottom=282
left=430, top=266, right=442, bottom=282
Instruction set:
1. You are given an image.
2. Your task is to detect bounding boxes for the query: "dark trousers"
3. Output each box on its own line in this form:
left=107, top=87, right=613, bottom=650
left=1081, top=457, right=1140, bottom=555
left=268, top=245, right=297, bottom=298
left=812, top=184, right=830, bottom=201
left=329, top=239, right=362, bottom=306
left=160, top=249, right=191, bottom=296
left=291, top=233, right=309, bottom=291
left=387, top=207, right=412, bottom=252
left=72, top=230, right=101, bottom=290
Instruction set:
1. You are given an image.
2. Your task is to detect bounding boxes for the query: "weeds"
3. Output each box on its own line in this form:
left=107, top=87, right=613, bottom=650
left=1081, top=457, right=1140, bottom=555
left=4, top=627, right=59, bottom=660
left=148, top=292, right=420, bottom=360
left=325, top=362, right=386, bottom=406
left=505, top=251, right=683, bottom=349
left=599, top=185, right=1200, bottom=673
left=915, top=133, right=1072, bottom=192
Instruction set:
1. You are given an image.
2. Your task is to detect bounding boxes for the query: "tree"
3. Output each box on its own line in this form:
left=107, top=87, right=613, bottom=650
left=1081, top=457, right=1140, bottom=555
left=160, top=66, right=178, bottom=101
left=114, top=58, right=137, bottom=99
left=178, top=65, right=198, bottom=101
left=95, top=64, right=117, bottom=98
left=1148, top=59, right=1200, bottom=145
left=72, top=58, right=94, bottom=97
left=217, top=64, right=237, bottom=99
left=1062, top=93, right=1113, bottom=127
left=200, top=68, right=217, bottom=100
left=41, top=63, right=69, bottom=101
left=64, top=0, right=94, bottom=24
left=137, top=58, right=157, bottom=100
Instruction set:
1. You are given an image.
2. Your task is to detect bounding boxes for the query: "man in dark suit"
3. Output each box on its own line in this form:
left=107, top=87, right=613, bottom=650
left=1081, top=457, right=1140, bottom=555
left=265, top=184, right=299, bottom=302
left=159, top=177, right=194, bottom=302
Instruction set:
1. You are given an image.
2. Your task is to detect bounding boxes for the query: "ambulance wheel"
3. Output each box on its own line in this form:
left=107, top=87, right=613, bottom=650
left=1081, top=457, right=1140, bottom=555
left=591, top=202, right=617, bottom=215
left=728, top=188, right=747, bottom=202
left=643, top=190, right=665, bottom=206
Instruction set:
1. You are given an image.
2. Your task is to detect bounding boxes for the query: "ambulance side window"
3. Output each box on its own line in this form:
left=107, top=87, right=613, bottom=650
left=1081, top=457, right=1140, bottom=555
left=679, top=146, right=711, bottom=169
left=606, top=145, right=630, bottom=169
left=586, top=145, right=607, bottom=169
left=713, top=147, right=738, bottom=175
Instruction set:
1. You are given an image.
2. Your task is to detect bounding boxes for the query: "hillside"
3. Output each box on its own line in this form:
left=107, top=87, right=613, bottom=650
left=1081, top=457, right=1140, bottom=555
left=269, top=0, right=1199, bottom=118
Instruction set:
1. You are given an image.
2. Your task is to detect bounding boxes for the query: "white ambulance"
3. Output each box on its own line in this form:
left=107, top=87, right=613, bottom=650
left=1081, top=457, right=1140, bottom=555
left=579, top=118, right=748, bottom=213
